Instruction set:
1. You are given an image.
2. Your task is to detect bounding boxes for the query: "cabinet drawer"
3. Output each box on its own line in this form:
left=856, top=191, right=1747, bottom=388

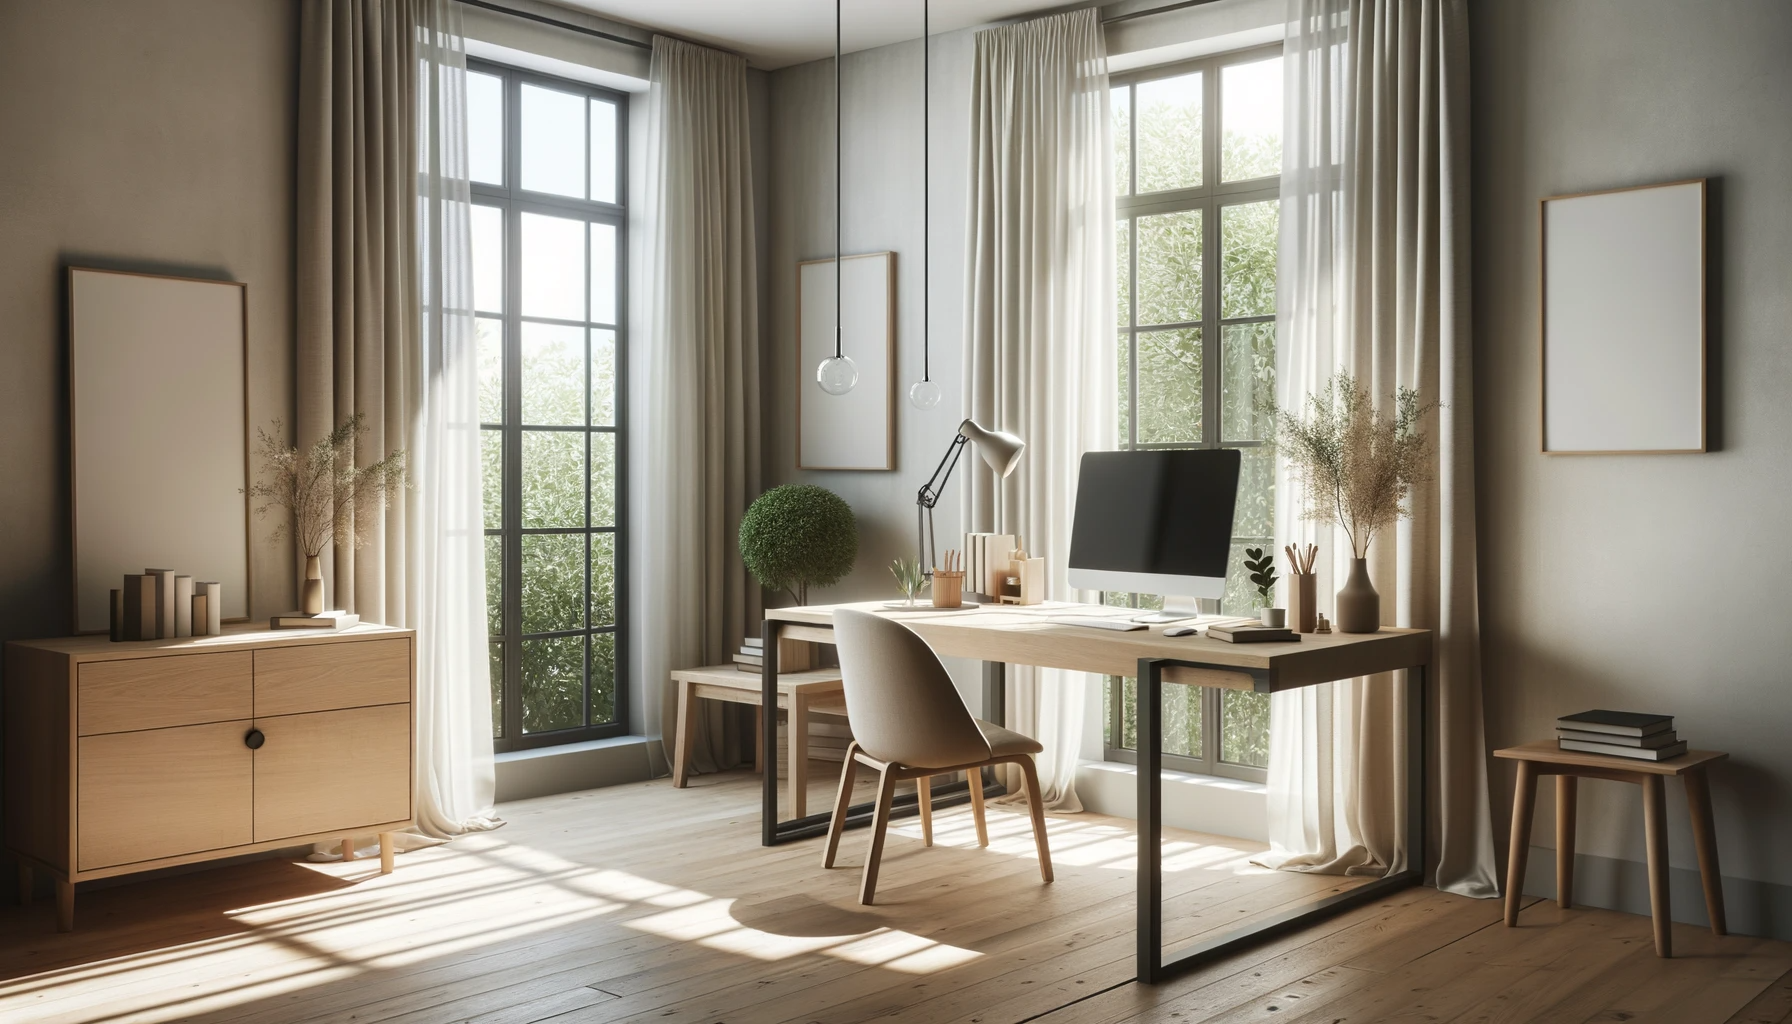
left=253, top=704, right=411, bottom=842
left=78, top=720, right=254, bottom=870
left=254, top=638, right=410, bottom=717
left=78, top=652, right=254, bottom=736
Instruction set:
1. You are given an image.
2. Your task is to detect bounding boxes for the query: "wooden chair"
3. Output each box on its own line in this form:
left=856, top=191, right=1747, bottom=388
left=821, top=609, right=1053, bottom=905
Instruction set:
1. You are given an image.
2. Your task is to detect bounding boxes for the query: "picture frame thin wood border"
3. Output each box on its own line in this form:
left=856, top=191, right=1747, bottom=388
left=796, top=251, right=897, bottom=471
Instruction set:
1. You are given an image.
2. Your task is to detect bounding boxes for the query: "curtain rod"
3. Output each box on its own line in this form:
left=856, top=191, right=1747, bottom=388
left=1100, top=0, right=1227, bottom=26
left=454, top=0, right=747, bottom=59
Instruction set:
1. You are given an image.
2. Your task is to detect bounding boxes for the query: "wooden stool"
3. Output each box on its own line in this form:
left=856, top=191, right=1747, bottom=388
left=668, top=666, right=845, bottom=818
left=1495, top=740, right=1729, bottom=957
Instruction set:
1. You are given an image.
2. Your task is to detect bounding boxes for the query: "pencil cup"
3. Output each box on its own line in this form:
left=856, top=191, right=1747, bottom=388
left=931, top=571, right=964, bottom=609
left=1289, top=573, right=1318, bottom=633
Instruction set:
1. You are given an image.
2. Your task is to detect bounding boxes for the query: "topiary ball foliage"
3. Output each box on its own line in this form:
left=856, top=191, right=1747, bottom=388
left=739, top=484, right=858, bottom=604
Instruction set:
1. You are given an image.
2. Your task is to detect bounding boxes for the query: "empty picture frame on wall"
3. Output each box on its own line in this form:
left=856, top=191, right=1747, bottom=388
left=1540, top=178, right=1706, bottom=454
left=797, top=252, right=895, bottom=470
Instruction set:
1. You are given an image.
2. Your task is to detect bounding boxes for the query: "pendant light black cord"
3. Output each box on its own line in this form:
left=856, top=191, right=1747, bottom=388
left=922, top=0, right=930, bottom=383
left=834, top=0, right=843, bottom=360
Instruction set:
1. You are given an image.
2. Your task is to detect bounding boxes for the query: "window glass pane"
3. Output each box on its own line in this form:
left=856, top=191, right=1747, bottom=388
left=521, top=430, right=586, bottom=528
left=1136, top=71, right=1201, bottom=193
left=521, top=634, right=584, bottom=733
left=521, top=212, right=586, bottom=320
left=1115, top=677, right=1201, bottom=757
left=1112, top=86, right=1131, bottom=196
left=590, top=223, right=618, bottom=325
left=1116, top=218, right=1131, bottom=329
left=1222, top=56, right=1282, bottom=182
left=521, top=322, right=585, bottom=425
left=468, top=70, right=503, bottom=185
left=1135, top=328, right=1202, bottom=444
left=1118, top=335, right=1131, bottom=447
left=590, top=99, right=617, bottom=203
left=1233, top=444, right=1275, bottom=542
left=1221, top=200, right=1278, bottom=318
left=589, top=632, right=617, bottom=725
left=1221, top=689, right=1270, bottom=766
left=477, top=317, right=502, bottom=424
left=472, top=204, right=503, bottom=314
left=1136, top=209, right=1201, bottom=326
left=521, top=83, right=585, bottom=198
left=490, top=642, right=504, bottom=739
left=1221, top=323, right=1276, bottom=442
left=481, top=429, right=502, bottom=530
left=591, top=329, right=616, bottom=426
left=521, top=534, right=585, bottom=634
left=485, top=534, right=502, bottom=635
left=590, top=433, right=616, bottom=528
left=591, top=531, right=615, bottom=626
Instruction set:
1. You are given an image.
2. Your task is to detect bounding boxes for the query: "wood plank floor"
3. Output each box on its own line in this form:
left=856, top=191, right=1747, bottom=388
left=2, top=770, right=1788, bottom=1024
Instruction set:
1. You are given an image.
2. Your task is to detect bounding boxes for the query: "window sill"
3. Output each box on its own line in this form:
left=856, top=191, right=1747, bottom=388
left=1075, top=758, right=1268, bottom=842
left=494, top=734, right=653, bottom=802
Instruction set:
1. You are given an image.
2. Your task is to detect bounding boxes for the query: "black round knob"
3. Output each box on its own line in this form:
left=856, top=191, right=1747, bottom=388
left=244, top=728, right=265, bottom=750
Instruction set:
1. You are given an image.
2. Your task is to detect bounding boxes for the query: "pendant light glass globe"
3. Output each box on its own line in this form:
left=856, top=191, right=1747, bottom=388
left=909, top=379, right=942, bottom=409
left=816, top=354, right=859, bottom=395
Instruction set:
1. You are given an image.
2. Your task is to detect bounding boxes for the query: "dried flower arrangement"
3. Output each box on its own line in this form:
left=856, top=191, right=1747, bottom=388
left=1276, top=373, right=1436, bottom=559
left=246, top=414, right=408, bottom=559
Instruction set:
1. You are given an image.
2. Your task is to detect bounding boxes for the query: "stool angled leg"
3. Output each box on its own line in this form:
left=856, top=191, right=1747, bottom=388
left=1642, top=773, right=1672, bottom=957
left=672, top=679, right=697, bottom=788
left=1683, top=766, right=1726, bottom=937
left=1556, top=774, right=1577, bottom=909
left=1505, top=759, right=1538, bottom=926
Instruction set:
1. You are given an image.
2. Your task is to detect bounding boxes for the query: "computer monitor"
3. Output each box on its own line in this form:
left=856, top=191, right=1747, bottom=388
left=1067, top=449, right=1240, bottom=621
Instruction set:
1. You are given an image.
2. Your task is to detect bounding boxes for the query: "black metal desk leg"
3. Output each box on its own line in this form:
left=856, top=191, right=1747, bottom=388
left=1136, top=658, right=1165, bottom=983
left=983, top=660, right=1006, bottom=726
left=761, top=617, right=782, bottom=847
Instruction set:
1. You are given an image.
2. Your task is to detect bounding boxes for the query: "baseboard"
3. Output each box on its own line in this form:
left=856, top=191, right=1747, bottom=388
left=495, top=735, right=656, bottom=802
left=1075, top=759, right=1268, bottom=843
left=1523, top=844, right=1792, bottom=942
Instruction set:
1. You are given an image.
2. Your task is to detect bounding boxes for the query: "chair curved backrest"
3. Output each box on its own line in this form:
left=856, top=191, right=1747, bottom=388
left=832, top=609, right=993, bottom=769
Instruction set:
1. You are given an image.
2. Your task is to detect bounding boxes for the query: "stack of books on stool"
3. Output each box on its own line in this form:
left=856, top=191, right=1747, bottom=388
left=1557, top=710, right=1687, bottom=761
left=733, top=638, right=764, bottom=673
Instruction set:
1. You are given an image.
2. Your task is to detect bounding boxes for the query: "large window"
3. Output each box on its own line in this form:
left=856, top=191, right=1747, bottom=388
left=1104, top=48, right=1282, bottom=781
left=469, top=61, right=628, bottom=752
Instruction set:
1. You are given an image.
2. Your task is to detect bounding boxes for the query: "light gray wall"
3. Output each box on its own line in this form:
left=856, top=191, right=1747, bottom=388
left=1473, top=0, right=1792, bottom=935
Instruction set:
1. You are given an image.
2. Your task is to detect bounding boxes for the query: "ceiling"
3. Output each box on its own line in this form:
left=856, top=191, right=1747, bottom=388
left=545, top=0, right=1077, bottom=69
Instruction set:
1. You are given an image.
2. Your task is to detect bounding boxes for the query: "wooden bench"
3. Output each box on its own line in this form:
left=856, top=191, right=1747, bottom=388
left=669, top=665, right=845, bottom=818
left=1495, top=740, right=1728, bottom=957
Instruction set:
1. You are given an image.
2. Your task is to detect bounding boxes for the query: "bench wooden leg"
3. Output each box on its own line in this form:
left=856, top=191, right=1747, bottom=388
left=341, top=838, right=355, bottom=862
left=1505, top=759, right=1537, bottom=926
left=1684, top=766, right=1726, bottom=937
left=1642, top=773, right=1672, bottom=957
left=672, top=679, right=697, bottom=788
left=789, top=695, right=809, bottom=819
left=56, top=878, right=74, bottom=933
left=1556, top=774, right=1577, bottom=909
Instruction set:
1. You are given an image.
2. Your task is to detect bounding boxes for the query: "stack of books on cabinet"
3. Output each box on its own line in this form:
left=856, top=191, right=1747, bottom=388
left=1556, top=710, right=1687, bottom=761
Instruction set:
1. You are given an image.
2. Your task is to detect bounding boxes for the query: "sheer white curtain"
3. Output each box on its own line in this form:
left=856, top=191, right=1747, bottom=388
left=961, top=9, right=1115, bottom=811
left=633, top=37, right=762, bottom=772
left=1258, top=0, right=1495, bottom=897
left=297, top=0, right=499, bottom=848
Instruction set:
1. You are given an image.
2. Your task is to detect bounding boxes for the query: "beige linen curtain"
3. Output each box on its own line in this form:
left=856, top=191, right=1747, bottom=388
left=1257, top=0, right=1496, bottom=897
left=297, top=0, right=500, bottom=840
left=633, top=36, right=762, bottom=774
left=961, top=9, right=1116, bottom=810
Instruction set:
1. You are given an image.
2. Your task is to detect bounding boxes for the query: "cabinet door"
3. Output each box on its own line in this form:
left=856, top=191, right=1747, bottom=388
left=254, top=704, right=411, bottom=842
left=78, top=721, right=254, bottom=870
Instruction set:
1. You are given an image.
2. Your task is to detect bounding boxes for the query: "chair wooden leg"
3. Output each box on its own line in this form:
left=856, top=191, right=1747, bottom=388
left=822, top=744, right=861, bottom=869
left=1556, top=774, right=1577, bottom=909
left=1683, top=766, right=1726, bottom=937
left=967, top=768, right=989, bottom=848
left=55, top=878, right=74, bottom=933
left=672, top=679, right=697, bottom=788
left=16, top=863, right=31, bottom=907
left=917, top=775, right=933, bottom=847
left=1017, top=757, right=1053, bottom=883
left=1505, top=759, right=1537, bottom=926
left=859, top=767, right=899, bottom=906
left=1642, top=773, right=1672, bottom=957
left=789, top=695, right=810, bottom=820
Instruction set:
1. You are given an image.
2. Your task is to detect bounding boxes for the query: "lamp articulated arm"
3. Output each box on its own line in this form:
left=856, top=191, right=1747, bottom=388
left=915, top=422, right=974, bottom=574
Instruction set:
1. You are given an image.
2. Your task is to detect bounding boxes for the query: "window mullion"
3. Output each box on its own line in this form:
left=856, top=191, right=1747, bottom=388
left=1201, top=58, right=1222, bottom=451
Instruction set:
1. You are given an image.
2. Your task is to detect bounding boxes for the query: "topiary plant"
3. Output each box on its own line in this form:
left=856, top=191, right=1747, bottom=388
left=739, top=484, right=858, bottom=605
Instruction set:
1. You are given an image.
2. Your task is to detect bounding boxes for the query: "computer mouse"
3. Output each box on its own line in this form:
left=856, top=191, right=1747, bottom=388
left=1162, top=625, right=1200, bottom=637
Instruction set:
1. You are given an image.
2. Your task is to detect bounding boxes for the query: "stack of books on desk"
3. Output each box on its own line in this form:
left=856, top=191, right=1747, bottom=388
left=1206, top=622, right=1300, bottom=643
left=1557, top=710, right=1687, bottom=760
left=733, top=638, right=764, bottom=673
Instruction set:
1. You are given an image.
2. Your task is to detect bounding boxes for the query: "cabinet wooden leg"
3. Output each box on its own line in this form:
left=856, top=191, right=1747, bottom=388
left=1684, top=767, right=1726, bottom=936
left=1556, top=775, right=1577, bottom=909
left=341, top=838, right=355, bottom=862
left=16, top=863, right=30, bottom=907
left=789, top=695, right=810, bottom=820
left=1642, top=773, right=1672, bottom=957
left=55, top=878, right=74, bottom=933
left=1505, top=759, right=1537, bottom=926
left=379, top=832, right=396, bottom=874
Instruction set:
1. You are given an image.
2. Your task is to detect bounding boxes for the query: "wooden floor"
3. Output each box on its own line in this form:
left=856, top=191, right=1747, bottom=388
left=3, top=770, right=1790, bottom=1024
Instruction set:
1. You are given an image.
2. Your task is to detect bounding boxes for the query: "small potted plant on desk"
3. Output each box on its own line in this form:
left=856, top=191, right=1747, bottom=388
left=1243, top=548, right=1283, bottom=627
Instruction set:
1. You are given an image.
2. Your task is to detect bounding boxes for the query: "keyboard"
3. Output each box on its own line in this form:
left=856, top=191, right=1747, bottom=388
left=1054, top=616, right=1148, bottom=631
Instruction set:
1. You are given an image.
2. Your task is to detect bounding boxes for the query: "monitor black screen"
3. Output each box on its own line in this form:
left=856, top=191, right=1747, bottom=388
left=1067, top=449, right=1241, bottom=580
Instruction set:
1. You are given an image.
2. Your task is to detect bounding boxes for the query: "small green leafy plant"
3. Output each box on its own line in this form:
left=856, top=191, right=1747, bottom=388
left=889, top=557, right=928, bottom=605
left=1243, top=547, right=1279, bottom=608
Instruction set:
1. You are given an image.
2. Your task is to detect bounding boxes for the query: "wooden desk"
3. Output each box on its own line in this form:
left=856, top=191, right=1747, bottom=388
left=1495, top=740, right=1729, bottom=958
left=761, top=601, right=1433, bottom=984
left=668, top=665, right=844, bottom=818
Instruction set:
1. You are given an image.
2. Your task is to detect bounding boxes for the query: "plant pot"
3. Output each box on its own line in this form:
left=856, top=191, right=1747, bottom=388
left=1335, top=557, right=1380, bottom=633
left=301, top=554, right=325, bottom=616
left=1259, top=607, right=1286, bottom=628
left=1289, top=573, right=1318, bottom=633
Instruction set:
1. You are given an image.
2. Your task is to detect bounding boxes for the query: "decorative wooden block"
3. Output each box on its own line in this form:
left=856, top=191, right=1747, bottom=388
left=1289, top=573, right=1318, bottom=633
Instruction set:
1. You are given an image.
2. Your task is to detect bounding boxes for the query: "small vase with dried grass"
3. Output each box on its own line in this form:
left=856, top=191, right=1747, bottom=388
left=246, top=414, right=408, bottom=616
left=1276, top=373, right=1435, bottom=633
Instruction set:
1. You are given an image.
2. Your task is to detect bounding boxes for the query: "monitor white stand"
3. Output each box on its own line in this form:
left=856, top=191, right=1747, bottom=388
left=1132, top=595, right=1213, bottom=624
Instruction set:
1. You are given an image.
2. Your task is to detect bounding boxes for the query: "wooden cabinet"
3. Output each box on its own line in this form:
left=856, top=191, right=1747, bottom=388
left=4, top=626, right=415, bottom=930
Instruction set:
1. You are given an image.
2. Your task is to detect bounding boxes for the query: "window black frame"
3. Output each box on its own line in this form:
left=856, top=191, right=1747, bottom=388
left=471, top=58, right=631, bottom=753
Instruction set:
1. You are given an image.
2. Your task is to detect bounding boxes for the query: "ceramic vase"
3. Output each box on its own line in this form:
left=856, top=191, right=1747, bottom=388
left=301, top=554, right=325, bottom=616
left=1335, top=557, right=1380, bottom=633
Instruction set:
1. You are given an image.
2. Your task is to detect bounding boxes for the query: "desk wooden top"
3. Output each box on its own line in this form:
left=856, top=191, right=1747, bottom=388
left=1494, top=740, right=1727, bottom=776
left=769, top=601, right=1430, bottom=693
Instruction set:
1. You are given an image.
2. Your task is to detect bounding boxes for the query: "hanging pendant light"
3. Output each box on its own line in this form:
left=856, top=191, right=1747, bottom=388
left=908, top=0, right=941, bottom=410
left=815, top=0, right=859, bottom=396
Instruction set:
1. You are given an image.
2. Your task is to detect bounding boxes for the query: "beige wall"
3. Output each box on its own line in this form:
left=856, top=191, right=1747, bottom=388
left=1473, top=0, right=1792, bottom=931
left=0, top=0, right=300, bottom=642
